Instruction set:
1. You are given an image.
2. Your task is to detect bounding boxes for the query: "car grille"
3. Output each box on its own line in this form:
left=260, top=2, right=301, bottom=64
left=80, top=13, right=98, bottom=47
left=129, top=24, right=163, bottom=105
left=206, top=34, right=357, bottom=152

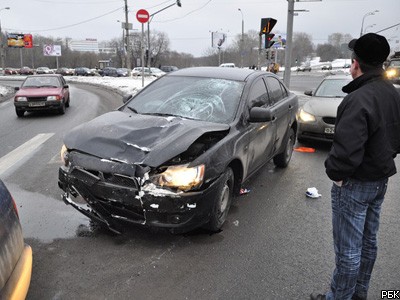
left=28, top=96, right=47, bottom=102
left=322, top=117, right=336, bottom=125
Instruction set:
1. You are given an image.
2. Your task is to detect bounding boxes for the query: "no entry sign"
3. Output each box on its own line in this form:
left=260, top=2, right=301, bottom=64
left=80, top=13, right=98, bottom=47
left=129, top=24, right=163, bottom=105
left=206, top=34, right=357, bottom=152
left=136, top=9, right=150, bottom=23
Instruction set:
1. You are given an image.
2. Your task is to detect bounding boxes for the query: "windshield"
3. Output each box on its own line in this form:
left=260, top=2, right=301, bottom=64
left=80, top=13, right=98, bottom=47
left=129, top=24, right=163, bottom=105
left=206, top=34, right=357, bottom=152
left=125, top=76, right=244, bottom=124
left=23, top=76, right=61, bottom=88
left=314, top=78, right=351, bottom=98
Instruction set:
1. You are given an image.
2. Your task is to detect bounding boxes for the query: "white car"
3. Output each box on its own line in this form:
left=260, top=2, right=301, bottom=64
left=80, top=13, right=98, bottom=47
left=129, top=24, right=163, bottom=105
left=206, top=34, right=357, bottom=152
left=132, top=67, right=166, bottom=78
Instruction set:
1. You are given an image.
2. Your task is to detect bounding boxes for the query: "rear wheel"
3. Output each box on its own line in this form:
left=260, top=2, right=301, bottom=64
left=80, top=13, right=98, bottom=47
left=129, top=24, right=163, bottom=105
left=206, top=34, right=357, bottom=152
left=16, top=108, right=24, bottom=117
left=273, top=127, right=295, bottom=168
left=204, top=168, right=234, bottom=232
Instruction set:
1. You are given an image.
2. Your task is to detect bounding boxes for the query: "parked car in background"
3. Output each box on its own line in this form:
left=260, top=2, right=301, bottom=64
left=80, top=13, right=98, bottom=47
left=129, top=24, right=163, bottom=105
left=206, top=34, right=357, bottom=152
left=4, top=68, right=18, bottom=75
left=58, top=67, right=298, bottom=235
left=74, top=67, right=95, bottom=76
left=14, top=74, right=70, bottom=117
left=116, top=68, right=130, bottom=77
left=0, top=179, right=32, bottom=300
left=99, top=67, right=118, bottom=77
left=296, top=64, right=312, bottom=72
left=160, top=66, right=178, bottom=73
left=36, top=67, right=53, bottom=74
left=19, top=66, right=34, bottom=75
left=219, top=63, right=236, bottom=68
left=321, top=64, right=332, bottom=70
left=56, top=67, right=74, bottom=76
left=132, top=67, right=166, bottom=78
left=297, top=74, right=352, bottom=143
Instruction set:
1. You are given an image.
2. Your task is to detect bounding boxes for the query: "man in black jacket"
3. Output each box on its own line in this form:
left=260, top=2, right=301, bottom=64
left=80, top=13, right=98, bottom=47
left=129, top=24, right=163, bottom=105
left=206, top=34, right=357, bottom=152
left=311, top=33, right=400, bottom=300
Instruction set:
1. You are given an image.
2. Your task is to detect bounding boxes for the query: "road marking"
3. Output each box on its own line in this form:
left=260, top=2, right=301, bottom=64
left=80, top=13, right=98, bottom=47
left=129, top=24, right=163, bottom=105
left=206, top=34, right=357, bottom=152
left=0, top=133, right=54, bottom=176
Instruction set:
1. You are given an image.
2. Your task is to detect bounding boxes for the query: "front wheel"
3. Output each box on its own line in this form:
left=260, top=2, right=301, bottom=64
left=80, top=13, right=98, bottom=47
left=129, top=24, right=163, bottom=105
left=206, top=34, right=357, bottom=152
left=273, top=127, right=295, bottom=168
left=16, top=108, right=25, bottom=117
left=204, top=168, right=234, bottom=232
left=58, top=101, right=66, bottom=114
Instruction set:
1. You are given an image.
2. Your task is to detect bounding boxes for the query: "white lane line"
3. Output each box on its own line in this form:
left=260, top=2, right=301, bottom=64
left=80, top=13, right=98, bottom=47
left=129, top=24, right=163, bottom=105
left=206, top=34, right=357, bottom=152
left=0, top=133, right=54, bottom=176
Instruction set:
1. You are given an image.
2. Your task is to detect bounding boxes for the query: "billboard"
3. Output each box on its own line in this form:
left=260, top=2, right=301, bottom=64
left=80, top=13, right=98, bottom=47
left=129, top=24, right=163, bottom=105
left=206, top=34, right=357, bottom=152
left=43, top=44, right=61, bottom=56
left=7, top=33, right=33, bottom=48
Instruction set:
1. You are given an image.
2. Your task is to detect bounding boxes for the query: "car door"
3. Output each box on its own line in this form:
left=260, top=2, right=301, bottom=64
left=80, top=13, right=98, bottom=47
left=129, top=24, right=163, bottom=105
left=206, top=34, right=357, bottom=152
left=264, top=76, right=296, bottom=154
left=245, top=77, right=277, bottom=175
left=60, top=77, right=69, bottom=100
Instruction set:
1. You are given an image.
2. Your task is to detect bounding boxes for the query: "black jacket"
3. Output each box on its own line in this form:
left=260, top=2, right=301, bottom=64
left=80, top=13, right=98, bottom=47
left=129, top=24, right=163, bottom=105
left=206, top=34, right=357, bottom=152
left=325, top=70, right=400, bottom=181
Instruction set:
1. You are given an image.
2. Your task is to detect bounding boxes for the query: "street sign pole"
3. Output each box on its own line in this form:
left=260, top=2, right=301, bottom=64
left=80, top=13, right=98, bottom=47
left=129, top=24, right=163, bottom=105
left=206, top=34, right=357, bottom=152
left=141, top=23, right=144, bottom=87
left=136, top=9, right=150, bottom=87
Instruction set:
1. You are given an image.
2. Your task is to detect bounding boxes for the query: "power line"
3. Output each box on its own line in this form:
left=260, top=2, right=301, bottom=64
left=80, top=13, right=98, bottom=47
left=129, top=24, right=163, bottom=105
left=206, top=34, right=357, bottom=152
left=375, top=23, right=400, bottom=34
left=6, top=6, right=123, bottom=33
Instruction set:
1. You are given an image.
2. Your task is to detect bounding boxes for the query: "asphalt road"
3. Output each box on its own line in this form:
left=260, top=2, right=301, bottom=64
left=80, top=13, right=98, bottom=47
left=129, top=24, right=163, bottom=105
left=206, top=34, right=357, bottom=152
left=0, top=74, right=398, bottom=300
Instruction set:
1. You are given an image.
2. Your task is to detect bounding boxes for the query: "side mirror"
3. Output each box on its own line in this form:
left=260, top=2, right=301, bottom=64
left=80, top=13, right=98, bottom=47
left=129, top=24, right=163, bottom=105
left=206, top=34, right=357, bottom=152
left=122, top=94, right=133, bottom=103
left=64, top=85, right=69, bottom=88
left=248, top=107, right=273, bottom=122
left=14, top=87, right=20, bottom=91
left=304, top=90, right=313, bottom=96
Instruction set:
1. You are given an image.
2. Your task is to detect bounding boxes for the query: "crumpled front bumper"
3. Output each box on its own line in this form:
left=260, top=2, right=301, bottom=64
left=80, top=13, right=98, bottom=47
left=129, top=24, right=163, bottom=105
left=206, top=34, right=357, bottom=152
left=58, top=163, right=221, bottom=233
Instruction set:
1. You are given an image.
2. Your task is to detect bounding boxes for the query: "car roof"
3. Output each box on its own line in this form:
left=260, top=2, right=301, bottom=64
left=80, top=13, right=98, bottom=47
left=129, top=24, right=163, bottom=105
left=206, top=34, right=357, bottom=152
left=323, top=74, right=352, bottom=80
left=168, top=67, right=261, bottom=81
left=27, top=74, right=63, bottom=78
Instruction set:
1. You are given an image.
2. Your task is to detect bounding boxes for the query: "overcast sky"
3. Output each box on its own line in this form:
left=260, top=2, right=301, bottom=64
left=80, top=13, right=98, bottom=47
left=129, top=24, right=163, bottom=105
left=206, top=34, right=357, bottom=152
left=1, top=0, right=399, bottom=57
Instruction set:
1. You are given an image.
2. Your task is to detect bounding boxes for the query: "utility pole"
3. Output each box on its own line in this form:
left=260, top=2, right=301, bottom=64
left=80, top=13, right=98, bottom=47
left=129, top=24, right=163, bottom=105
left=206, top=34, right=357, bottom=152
left=124, top=0, right=131, bottom=68
left=283, top=0, right=294, bottom=88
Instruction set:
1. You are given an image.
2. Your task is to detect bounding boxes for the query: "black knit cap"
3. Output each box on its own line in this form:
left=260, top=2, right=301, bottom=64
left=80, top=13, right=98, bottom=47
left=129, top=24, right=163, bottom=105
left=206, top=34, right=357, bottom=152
left=348, top=33, right=390, bottom=65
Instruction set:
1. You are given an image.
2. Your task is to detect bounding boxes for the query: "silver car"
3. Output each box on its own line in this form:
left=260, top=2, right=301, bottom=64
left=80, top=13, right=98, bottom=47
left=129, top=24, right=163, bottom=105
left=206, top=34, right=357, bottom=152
left=297, top=75, right=352, bottom=143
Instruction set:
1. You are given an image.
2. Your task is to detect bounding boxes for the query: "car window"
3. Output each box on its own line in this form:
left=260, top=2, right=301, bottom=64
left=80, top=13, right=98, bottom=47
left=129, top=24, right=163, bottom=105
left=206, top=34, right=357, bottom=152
left=248, top=78, right=269, bottom=108
left=314, top=78, right=350, bottom=97
left=125, top=76, right=244, bottom=124
left=265, top=76, right=286, bottom=105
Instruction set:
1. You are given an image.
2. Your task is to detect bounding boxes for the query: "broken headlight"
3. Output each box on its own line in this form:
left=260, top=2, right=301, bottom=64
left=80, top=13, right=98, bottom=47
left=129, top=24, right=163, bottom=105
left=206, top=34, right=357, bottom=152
left=151, top=164, right=205, bottom=191
left=60, top=144, right=69, bottom=166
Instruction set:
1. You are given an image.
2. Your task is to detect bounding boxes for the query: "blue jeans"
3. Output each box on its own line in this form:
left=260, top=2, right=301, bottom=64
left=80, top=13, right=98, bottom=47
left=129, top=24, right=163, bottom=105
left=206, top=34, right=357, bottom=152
left=325, top=178, right=388, bottom=300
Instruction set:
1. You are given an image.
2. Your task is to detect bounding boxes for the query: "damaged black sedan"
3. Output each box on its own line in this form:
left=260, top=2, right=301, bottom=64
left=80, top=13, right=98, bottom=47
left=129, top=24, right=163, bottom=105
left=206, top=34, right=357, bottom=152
left=58, top=67, right=298, bottom=234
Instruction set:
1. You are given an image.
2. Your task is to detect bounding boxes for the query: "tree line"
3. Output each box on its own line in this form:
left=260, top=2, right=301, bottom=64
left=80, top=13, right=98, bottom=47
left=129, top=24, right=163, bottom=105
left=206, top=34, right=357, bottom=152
left=1, top=30, right=353, bottom=70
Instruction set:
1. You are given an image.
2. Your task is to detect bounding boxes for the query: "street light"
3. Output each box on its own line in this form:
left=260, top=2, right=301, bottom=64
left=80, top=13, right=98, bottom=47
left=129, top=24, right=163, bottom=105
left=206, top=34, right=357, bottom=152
left=238, top=8, right=244, bottom=68
left=360, top=10, right=378, bottom=36
left=0, top=6, right=10, bottom=71
left=147, top=0, right=182, bottom=68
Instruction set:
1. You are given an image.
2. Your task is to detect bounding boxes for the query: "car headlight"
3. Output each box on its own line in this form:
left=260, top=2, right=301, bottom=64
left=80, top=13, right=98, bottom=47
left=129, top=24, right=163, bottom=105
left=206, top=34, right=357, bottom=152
left=15, top=96, right=27, bottom=102
left=60, top=144, right=69, bottom=166
left=386, top=69, right=397, bottom=79
left=298, top=109, right=316, bottom=122
left=47, top=95, right=61, bottom=101
left=151, top=164, right=205, bottom=191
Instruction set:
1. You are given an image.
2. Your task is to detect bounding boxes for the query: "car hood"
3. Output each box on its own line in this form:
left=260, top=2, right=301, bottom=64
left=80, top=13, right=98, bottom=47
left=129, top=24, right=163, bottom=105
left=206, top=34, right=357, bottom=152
left=64, top=111, right=230, bottom=167
left=16, top=87, right=63, bottom=96
left=303, top=97, right=343, bottom=117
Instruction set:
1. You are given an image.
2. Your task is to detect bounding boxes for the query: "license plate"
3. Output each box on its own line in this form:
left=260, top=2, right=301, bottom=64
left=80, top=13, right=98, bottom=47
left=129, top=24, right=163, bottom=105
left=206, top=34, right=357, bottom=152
left=324, top=127, right=335, bottom=134
left=29, top=102, right=45, bottom=107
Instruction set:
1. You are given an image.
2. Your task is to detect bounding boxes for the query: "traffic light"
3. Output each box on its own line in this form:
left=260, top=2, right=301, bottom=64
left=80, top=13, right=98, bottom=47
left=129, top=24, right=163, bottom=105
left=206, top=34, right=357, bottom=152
left=265, top=33, right=275, bottom=49
left=260, top=18, right=277, bottom=35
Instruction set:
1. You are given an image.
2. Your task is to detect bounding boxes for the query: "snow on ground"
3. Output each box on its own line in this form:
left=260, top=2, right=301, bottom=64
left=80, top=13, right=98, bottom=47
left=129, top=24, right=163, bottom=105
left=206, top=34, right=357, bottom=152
left=0, top=75, right=157, bottom=99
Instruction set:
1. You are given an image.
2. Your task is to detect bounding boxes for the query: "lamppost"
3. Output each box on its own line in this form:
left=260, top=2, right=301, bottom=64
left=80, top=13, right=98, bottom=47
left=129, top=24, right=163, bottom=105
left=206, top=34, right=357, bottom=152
left=238, top=8, right=244, bottom=68
left=0, top=7, right=10, bottom=71
left=147, top=0, right=182, bottom=68
left=360, top=10, right=378, bottom=37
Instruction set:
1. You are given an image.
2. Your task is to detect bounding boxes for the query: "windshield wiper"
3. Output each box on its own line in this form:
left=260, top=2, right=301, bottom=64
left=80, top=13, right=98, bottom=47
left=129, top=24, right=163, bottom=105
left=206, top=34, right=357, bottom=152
left=127, top=106, right=138, bottom=113
left=143, top=112, right=183, bottom=118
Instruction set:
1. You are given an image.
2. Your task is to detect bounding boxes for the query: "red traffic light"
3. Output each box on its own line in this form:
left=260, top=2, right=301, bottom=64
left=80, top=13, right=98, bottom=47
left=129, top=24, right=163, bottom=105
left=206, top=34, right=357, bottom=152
left=265, top=33, right=275, bottom=49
